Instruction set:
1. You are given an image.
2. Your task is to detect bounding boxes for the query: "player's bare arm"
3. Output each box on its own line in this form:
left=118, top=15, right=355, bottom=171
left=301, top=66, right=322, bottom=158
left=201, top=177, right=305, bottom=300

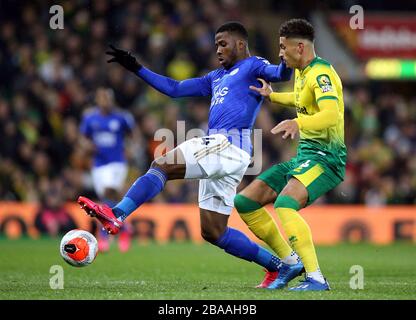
left=79, top=135, right=96, bottom=155
left=249, top=78, right=273, bottom=99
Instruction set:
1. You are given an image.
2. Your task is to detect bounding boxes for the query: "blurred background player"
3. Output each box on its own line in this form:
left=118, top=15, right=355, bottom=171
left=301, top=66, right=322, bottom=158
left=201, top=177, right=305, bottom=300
left=236, top=18, right=346, bottom=291
left=78, top=21, right=294, bottom=276
left=79, top=87, right=135, bottom=252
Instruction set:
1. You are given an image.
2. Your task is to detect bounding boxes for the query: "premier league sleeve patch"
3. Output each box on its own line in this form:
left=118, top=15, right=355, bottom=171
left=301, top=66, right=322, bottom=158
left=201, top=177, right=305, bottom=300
left=316, top=74, right=333, bottom=93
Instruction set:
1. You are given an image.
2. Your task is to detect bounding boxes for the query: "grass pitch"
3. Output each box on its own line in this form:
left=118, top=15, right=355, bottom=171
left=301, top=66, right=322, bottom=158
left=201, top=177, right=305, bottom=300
left=1, top=238, right=415, bottom=300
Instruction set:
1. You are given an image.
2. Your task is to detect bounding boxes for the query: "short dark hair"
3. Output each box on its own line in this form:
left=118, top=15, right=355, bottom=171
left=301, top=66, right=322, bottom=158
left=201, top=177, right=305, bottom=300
left=216, top=21, right=248, bottom=40
left=279, top=19, right=314, bottom=41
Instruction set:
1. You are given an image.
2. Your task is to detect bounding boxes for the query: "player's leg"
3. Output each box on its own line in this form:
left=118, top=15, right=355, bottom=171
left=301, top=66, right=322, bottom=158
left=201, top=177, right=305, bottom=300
left=102, top=187, right=119, bottom=205
left=194, top=137, right=283, bottom=274
left=98, top=186, right=133, bottom=253
left=234, top=164, right=303, bottom=288
left=269, top=178, right=317, bottom=289
left=78, top=135, right=225, bottom=234
left=273, top=160, right=339, bottom=291
left=91, top=166, right=114, bottom=251
left=78, top=148, right=187, bottom=234
left=101, top=163, right=133, bottom=252
left=93, top=162, right=132, bottom=251
left=199, top=208, right=281, bottom=273
left=98, top=188, right=120, bottom=251
left=111, top=149, right=186, bottom=221
left=234, top=178, right=296, bottom=264
left=112, top=133, right=238, bottom=222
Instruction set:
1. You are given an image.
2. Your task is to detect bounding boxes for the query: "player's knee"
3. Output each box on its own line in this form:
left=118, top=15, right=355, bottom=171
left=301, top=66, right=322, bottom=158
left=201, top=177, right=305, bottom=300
left=150, top=158, right=185, bottom=180
left=150, top=159, right=162, bottom=169
left=150, top=159, right=170, bottom=174
left=201, top=226, right=223, bottom=244
left=274, top=195, right=300, bottom=211
left=234, top=194, right=261, bottom=214
left=103, top=188, right=119, bottom=202
left=201, top=230, right=214, bottom=243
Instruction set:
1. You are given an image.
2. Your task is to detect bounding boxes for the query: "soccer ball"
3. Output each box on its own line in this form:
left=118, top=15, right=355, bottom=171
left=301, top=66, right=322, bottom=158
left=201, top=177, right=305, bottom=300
left=60, top=229, right=98, bottom=267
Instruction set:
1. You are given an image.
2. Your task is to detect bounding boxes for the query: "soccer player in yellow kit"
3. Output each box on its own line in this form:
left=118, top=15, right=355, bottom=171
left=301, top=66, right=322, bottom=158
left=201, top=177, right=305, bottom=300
left=234, top=19, right=346, bottom=291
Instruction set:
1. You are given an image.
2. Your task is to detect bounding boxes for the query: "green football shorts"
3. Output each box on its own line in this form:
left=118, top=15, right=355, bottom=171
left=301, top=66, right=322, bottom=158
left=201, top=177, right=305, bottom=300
left=257, top=157, right=344, bottom=207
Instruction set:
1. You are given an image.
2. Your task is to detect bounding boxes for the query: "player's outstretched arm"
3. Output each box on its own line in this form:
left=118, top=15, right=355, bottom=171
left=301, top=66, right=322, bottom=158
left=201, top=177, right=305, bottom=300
left=106, top=45, right=142, bottom=73
left=273, top=59, right=293, bottom=81
left=293, top=99, right=339, bottom=131
left=79, top=135, right=96, bottom=156
left=270, top=99, right=339, bottom=140
left=106, top=45, right=210, bottom=98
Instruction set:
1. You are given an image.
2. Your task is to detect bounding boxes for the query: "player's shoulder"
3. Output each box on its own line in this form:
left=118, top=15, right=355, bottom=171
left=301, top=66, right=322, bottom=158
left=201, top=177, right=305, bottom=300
left=113, top=108, right=135, bottom=126
left=207, top=68, right=223, bottom=80
left=308, top=57, right=341, bottom=83
left=311, top=56, right=332, bottom=67
left=241, top=56, right=272, bottom=75
left=309, top=57, right=336, bottom=75
left=250, top=55, right=271, bottom=66
left=113, top=107, right=134, bottom=119
left=113, top=107, right=130, bottom=115
left=198, top=68, right=224, bottom=85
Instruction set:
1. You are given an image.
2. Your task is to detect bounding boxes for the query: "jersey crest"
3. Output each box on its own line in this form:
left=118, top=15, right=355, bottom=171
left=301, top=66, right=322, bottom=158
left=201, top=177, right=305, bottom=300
left=316, top=74, right=333, bottom=93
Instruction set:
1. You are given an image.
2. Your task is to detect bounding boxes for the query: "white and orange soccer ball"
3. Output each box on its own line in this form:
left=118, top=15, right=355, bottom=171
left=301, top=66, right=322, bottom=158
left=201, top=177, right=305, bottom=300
left=59, top=229, right=98, bottom=267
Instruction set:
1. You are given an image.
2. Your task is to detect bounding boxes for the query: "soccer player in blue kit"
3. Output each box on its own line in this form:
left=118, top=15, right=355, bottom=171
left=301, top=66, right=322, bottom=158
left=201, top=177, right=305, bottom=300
left=80, top=87, right=135, bottom=252
left=78, top=22, right=293, bottom=276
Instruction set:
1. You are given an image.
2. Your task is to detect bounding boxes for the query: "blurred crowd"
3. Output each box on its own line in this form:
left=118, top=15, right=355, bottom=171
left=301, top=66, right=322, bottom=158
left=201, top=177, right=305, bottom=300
left=0, top=0, right=415, bottom=210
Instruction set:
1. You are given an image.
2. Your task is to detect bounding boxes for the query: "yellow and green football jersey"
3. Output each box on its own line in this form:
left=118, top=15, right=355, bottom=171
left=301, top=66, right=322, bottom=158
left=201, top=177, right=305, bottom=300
left=293, top=56, right=346, bottom=173
left=258, top=57, right=347, bottom=205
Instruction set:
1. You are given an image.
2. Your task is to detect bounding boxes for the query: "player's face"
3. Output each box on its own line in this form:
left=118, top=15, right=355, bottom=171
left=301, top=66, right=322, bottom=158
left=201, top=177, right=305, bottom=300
left=279, top=37, right=303, bottom=68
left=96, top=88, right=113, bottom=113
left=215, top=32, right=239, bottom=69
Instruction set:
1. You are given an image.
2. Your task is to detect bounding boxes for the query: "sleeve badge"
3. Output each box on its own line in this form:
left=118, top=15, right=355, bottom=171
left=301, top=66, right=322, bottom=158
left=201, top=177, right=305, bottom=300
left=316, top=74, right=333, bottom=93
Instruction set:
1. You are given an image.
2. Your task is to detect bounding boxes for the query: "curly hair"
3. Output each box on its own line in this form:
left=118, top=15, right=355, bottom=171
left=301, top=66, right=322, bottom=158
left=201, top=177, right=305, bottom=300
left=279, top=19, right=314, bottom=41
left=216, top=21, right=248, bottom=40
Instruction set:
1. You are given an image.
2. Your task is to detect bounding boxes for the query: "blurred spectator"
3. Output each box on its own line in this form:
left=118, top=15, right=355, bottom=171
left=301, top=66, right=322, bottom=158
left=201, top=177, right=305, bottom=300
left=34, top=186, right=77, bottom=237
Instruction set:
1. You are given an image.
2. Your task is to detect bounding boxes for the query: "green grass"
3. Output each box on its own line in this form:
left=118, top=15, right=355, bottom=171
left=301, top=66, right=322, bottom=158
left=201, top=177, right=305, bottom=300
left=0, top=238, right=415, bottom=299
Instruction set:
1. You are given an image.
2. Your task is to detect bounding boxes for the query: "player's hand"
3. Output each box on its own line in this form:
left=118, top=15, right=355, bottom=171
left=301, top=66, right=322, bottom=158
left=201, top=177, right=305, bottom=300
left=249, top=78, right=273, bottom=99
left=271, top=119, right=299, bottom=140
left=106, top=44, right=142, bottom=73
left=79, top=136, right=97, bottom=155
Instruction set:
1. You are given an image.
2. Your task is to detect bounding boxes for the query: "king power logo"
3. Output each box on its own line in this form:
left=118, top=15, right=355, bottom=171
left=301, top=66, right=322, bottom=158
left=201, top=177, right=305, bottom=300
left=212, top=86, right=229, bottom=106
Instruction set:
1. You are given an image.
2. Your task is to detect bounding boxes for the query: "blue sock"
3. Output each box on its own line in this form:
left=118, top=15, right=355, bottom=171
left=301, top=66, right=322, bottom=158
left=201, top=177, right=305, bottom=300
left=112, top=168, right=167, bottom=221
left=256, top=246, right=282, bottom=272
left=215, top=227, right=281, bottom=272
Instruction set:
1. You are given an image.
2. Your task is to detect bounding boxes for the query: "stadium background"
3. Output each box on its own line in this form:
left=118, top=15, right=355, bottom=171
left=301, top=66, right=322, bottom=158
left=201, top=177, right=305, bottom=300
left=0, top=0, right=415, bottom=244
left=1, top=0, right=416, bottom=303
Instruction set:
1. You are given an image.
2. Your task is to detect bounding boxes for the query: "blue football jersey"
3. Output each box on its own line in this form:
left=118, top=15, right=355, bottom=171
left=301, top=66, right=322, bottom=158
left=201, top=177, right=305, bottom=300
left=199, top=56, right=290, bottom=153
left=80, top=107, right=135, bottom=167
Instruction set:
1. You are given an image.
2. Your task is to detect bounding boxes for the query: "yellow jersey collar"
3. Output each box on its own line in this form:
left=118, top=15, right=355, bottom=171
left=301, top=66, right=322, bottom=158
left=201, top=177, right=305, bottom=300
left=300, top=56, right=320, bottom=75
